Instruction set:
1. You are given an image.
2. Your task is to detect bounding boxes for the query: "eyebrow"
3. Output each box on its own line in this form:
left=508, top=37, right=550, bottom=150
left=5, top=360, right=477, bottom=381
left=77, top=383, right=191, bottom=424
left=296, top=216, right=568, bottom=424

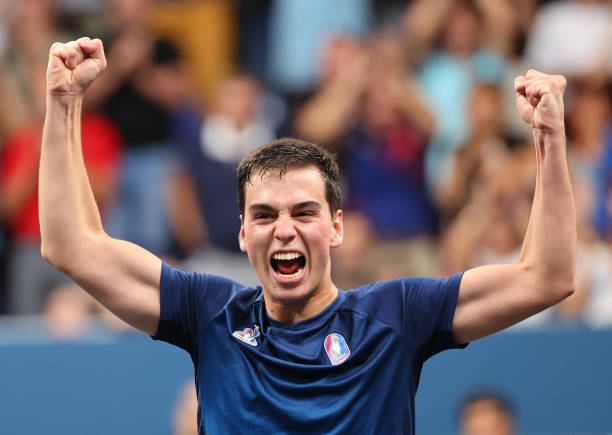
left=292, top=201, right=321, bottom=211
left=248, top=203, right=276, bottom=213
left=248, top=201, right=322, bottom=213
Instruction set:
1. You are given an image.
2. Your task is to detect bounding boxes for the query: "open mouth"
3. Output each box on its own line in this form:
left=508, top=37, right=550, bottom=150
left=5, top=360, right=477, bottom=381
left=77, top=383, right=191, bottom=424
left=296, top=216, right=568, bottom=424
left=270, top=252, right=306, bottom=279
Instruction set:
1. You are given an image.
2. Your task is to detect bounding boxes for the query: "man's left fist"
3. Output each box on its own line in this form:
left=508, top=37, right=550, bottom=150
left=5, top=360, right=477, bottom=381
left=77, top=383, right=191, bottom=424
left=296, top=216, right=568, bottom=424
left=514, top=70, right=566, bottom=132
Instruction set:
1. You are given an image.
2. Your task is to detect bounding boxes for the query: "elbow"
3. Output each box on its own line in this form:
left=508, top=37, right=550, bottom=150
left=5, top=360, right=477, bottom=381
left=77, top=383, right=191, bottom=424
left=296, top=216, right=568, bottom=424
left=519, top=261, right=576, bottom=306
left=41, top=242, right=68, bottom=272
left=41, top=238, right=83, bottom=274
left=548, top=266, right=576, bottom=304
left=543, top=277, right=576, bottom=307
left=556, top=283, right=575, bottom=303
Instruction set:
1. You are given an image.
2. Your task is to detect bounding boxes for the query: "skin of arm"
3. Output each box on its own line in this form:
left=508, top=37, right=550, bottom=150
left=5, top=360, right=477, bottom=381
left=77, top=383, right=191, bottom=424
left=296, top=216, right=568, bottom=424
left=294, top=42, right=369, bottom=145
left=393, top=74, right=435, bottom=140
left=40, top=37, right=161, bottom=335
left=294, top=78, right=363, bottom=145
left=452, top=70, right=576, bottom=343
left=403, top=0, right=453, bottom=62
left=472, top=0, right=516, bottom=57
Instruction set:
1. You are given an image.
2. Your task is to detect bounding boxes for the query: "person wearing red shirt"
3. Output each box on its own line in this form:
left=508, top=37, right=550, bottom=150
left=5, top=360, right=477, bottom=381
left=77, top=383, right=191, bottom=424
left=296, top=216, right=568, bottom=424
left=0, top=113, right=121, bottom=314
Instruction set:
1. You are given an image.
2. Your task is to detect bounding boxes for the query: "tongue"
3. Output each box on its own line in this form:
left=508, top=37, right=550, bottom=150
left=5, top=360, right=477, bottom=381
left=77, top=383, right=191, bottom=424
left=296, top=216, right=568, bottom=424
left=277, top=259, right=300, bottom=275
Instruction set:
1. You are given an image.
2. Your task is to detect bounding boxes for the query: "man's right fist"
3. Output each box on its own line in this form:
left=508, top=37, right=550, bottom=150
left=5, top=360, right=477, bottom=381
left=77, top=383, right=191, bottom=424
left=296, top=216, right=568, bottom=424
left=46, top=37, right=106, bottom=96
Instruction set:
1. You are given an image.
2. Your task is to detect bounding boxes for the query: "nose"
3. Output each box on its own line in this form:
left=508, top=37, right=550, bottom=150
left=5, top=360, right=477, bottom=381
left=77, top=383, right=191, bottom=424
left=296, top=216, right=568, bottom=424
left=274, top=215, right=297, bottom=244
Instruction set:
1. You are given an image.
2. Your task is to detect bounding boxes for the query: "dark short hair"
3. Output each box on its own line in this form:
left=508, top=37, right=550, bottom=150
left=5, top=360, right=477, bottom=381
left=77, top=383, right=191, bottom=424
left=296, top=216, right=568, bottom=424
left=237, top=137, right=342, bottom=216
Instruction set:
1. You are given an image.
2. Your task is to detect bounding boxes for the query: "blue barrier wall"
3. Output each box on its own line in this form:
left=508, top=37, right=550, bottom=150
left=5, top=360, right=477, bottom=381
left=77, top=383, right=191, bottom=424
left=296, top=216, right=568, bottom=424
left=1, top=320, right=610, bottom=434
left=417, top=327, right=612, bottom=433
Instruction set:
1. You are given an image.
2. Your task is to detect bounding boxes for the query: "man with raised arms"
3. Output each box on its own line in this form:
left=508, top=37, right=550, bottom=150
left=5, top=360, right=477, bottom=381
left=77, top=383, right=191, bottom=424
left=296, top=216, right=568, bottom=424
left=40, top=37, right=575, bottom=434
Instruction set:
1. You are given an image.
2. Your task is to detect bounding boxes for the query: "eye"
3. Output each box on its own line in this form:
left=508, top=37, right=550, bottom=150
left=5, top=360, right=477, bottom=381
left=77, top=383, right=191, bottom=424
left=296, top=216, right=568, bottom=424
left=255, top=213, right=271, bottom=220
left=296, top=211, right=315, bottom=217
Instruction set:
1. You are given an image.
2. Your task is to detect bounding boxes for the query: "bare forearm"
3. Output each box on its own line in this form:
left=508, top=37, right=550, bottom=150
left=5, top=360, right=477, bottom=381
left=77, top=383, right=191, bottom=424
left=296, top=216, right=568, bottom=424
left=473, top=0, right=515, bottom=56
left=295, top=82, right=361, bottom=145
left=40, top=95, right=104, bottom=263
left=519, top=128, right=576, bottom=290
left=403, top=0, right=452, bottom=61
left=397, top=81, right=435, bottom=139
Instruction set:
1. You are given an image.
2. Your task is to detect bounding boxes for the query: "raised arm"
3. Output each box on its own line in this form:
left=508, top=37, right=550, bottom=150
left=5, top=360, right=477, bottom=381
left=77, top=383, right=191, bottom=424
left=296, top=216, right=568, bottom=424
left=452, top=70, right=576, bottom=343
left=294, top=37, right=368, bottom=145
left=40, top=37, right=161, bottom=335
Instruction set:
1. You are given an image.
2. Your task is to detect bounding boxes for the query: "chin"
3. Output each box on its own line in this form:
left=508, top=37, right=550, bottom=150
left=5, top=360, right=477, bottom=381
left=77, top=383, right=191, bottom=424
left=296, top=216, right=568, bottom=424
left=268, top=284, right=314, bottom=304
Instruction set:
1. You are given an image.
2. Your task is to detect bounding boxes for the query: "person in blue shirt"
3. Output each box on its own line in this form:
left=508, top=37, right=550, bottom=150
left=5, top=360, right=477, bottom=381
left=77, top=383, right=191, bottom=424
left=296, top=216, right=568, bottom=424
left=40, top=37, right=575, bottom=435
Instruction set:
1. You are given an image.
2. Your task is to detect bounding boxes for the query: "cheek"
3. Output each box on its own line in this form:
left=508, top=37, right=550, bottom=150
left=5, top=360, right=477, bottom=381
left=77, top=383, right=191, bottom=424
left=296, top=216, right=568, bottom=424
left=305, top=226, right=333, bottom=263
left=245, top=227, right=268, bottom=260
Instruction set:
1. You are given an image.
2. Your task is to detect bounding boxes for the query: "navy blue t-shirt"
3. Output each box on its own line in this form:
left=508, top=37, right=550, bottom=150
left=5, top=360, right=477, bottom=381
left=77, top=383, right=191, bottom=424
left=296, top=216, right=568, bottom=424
left=154, top=263, right=466, bottom=434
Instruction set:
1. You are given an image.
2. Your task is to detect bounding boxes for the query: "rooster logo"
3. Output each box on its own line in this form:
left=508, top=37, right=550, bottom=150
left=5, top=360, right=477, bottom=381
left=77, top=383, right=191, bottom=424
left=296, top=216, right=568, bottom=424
left=232, top=325, right=260, bottom=347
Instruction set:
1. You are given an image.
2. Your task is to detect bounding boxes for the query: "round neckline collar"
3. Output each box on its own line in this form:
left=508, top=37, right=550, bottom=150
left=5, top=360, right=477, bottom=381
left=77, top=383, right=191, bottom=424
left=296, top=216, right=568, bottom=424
left=263, top=289, right=346, bottom=330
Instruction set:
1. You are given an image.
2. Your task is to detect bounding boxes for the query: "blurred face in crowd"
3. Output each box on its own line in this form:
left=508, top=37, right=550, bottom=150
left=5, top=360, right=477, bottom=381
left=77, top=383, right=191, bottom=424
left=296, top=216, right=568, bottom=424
left=363, top=72, right=402, bottom=136
left=469, top=84, right=503, bottom=139
left=213, top=76, right=261, bottom=129
left=108, top=0, right=152, bottom=27
left=460, top=398, right=515, bottom=435
left=11, top=0, right=54, bottom=46
left=13, top=0, right=51, bottom=26
left=568, top=88, right=611, bottom=149
left=239, top=166, right=343, bottom=308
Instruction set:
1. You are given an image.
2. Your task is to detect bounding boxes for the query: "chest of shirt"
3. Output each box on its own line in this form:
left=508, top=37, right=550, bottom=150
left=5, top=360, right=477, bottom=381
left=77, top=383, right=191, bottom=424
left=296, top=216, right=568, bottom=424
left=194, top=307, right=417, bottom=434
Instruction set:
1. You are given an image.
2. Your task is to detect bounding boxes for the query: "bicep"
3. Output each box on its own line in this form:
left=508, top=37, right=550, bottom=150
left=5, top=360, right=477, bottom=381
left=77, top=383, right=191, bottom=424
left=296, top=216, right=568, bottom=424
left=452, top=263, right=552, bottom=343
left=61, top=234, right=162, bottom=335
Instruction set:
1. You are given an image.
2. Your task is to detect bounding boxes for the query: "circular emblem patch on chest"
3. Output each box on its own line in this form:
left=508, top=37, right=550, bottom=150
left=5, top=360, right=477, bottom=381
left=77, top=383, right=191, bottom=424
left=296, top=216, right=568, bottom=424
left=324, top=333, right=350, bottom=365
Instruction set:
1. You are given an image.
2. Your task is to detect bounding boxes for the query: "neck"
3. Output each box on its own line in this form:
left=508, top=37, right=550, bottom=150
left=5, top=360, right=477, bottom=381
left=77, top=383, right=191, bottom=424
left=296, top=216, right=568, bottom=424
left=264, top=279, right=339, bottom=325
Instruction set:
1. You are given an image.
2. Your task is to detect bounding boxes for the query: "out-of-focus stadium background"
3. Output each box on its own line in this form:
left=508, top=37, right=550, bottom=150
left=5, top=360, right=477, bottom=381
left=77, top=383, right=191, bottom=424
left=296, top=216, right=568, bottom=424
left=0, top=0, right=611, bottom=433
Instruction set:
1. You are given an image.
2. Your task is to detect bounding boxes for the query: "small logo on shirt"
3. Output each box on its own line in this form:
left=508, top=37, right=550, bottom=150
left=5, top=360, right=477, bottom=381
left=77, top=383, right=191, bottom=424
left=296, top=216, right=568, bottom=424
left=324, top=333, right=350, bottom=366
left=232, top=325, right=260, bottom=347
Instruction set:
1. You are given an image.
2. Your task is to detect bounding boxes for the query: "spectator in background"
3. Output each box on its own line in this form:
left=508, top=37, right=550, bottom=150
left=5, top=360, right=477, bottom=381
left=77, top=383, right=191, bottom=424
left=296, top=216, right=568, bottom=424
left=296, top=33, right=439, bottom=282
left=565, top=82, right=612, bottom=327
left=0, top=114, right=121, bottom=314
left=83, top=0, right=192, bottom=255
left=437, top=83, right=514, bottom=225
left=147, top=0, right=236, bottom=100
left=458, top=391, right=516, bottom=435
left=0, top=0, right=121, bottom=314
left=579, top=84, right=612, bottom=239
left=405, top=0, right=510, bottom=195
left=172, top=380, right=198, bottom=435
left=525, top=0, right=612, bottom=83
left=437, top=83, right=533, bottom=276
left=266, top=0, right=371, bottom=96
left=440, top=142, right=531, bottom=276
left=43, top=282, right=132, bottom=338
left=0, top=0, right=60, bottom=141
left=170, top=74, right=274, bottom=286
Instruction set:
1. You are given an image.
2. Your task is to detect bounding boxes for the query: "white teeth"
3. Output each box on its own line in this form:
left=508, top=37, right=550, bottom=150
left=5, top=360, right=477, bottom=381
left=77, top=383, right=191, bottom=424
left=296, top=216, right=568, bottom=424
left=273, top=252, right=302, bottom=260
left=278, top=267, right=304, bottom=279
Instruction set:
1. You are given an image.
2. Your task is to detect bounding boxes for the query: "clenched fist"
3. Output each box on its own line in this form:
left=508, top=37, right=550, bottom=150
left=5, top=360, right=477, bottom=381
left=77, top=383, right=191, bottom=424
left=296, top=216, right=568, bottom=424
left=46, top=37, right=106, bottom=96
left=514, top=70, right=566, bottom=132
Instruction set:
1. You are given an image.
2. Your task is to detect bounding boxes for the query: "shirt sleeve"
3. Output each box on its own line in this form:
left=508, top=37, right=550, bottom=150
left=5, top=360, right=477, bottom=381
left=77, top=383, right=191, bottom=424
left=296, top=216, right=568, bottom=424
left=152, top=262, right=243, bottom=354
left=401, top=272, right=467, bottom=362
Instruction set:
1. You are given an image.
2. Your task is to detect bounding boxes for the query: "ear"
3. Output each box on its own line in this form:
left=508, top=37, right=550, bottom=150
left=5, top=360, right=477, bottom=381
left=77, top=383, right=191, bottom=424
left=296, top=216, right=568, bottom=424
left=330, top=209, right=344, bottom=248
left=239, top=215, right=247, bottom=252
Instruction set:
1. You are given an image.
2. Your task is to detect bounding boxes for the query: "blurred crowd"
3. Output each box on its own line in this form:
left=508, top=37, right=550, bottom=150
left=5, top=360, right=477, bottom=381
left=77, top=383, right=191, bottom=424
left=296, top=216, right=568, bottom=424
left=0, top=0, right=612, bottom=339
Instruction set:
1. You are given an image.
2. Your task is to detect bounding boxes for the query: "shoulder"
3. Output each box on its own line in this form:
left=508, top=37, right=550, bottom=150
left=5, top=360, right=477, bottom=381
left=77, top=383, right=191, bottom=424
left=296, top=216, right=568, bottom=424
left=345, top=275, right=461, bottom=299
left=160, top=262, right=260, bottom=319
left=342, top=274, right=464, bottom=319
left=340, top=277, right=431, bottom=314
